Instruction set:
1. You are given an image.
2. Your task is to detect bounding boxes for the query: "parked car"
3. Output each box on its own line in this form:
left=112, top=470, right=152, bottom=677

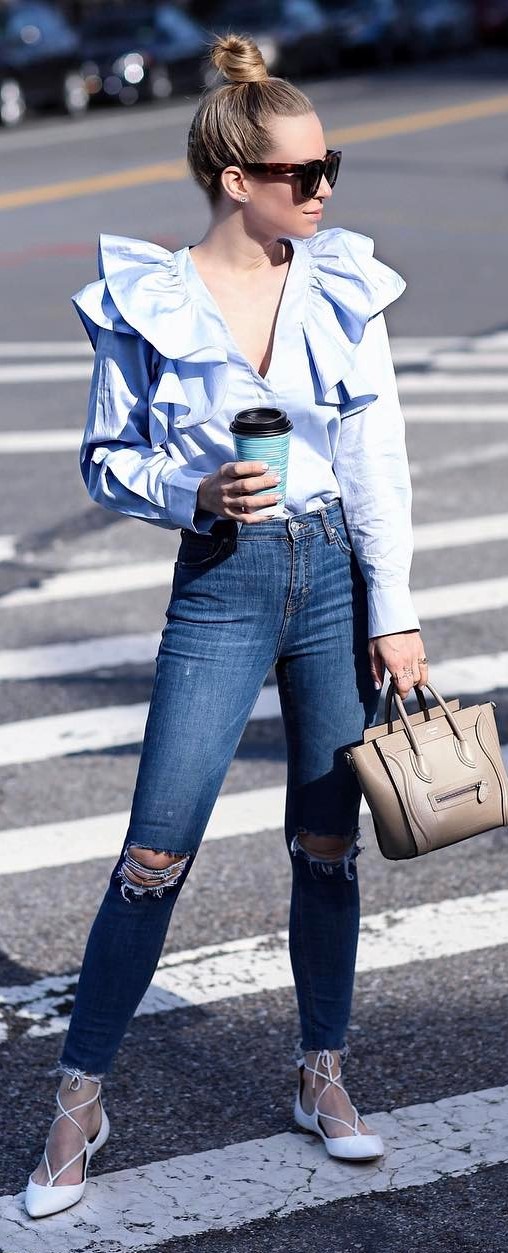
left=0, top=1, right=89, bottom=126
left=210, top=0, right=332, bottom=78
left=79, top=4, right=207, bottom=106
left=396, top=1, right=476, bottom=57
left=318, top=0, right=401, bottom=66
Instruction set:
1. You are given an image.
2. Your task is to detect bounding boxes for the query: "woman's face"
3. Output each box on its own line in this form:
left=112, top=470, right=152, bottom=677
left=223, top=111, right=336, bottom=240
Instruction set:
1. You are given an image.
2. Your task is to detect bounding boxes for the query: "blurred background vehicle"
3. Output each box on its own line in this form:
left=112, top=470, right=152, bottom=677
left=396, top=0, right=476, bottom=58
left=0, top=0, right=494, bottom=127
left=208, top=0, right=334, bottom=79
left=79, top=4, right=206, bottom=106
left=475, top=0, right=508, bottom=41
left=0, top=0, right=88, bottom=125
left=317, top=0, right=402, bottom=67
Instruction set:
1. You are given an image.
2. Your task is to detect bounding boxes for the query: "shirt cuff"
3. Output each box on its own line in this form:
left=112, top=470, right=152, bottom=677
left=367, top=582, right=421, bottom=639
left=164, top=467, right=218, bottom=532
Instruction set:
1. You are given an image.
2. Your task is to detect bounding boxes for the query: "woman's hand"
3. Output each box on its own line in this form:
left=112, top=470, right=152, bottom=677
left=368, top=631, right=428, bottom=699
left=197, top=461, right=283, bottom=522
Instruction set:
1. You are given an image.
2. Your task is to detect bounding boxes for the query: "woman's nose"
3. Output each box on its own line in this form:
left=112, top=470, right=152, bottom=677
left=317, top=173, right=334, bottom=199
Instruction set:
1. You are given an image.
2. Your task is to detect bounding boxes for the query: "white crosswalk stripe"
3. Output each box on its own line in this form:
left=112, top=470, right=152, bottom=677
left=1, top=527, right=508, bottom=613
left=1, top=1084, right=506, bottom=1250
left=1, top=725, right=507, bottom=877
left=1, top=890, right=507, bottom=1043
left=0, top=667, right=507, bottom=766
left=403, top=404, right=506, bottom=421
left=1, top=330, right=507, bottom=1242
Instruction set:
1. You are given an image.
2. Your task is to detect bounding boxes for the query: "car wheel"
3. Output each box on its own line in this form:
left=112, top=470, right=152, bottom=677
left=0, top=79, right=26, bottom=126
left=62, top=72, right=89, bottom=117
left=148, top=66, right=172, bottom=100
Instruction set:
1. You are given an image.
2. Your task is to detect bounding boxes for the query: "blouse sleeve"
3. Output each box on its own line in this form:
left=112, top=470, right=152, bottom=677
left=333, top=312, right=421, bottom=639
left=80, top=327, right=216, bottom=533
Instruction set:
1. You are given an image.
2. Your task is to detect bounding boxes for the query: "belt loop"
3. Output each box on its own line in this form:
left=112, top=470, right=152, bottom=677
left=319, top=507, right=336, bottom=544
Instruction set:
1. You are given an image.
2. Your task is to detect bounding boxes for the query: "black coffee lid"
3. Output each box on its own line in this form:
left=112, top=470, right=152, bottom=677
left=230, top=407, right=293, bottom=436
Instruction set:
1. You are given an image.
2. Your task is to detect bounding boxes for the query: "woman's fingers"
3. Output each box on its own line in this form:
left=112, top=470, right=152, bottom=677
left=416, top=658, right=429, bottom=689
left=368, top=634, right=429, bottom=699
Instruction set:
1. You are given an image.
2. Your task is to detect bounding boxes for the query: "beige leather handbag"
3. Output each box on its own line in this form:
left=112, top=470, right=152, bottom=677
left=345, top=679, right=508, bottom=859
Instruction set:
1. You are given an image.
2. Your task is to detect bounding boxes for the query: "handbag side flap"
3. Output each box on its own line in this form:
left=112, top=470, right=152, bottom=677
left=475, top=704, right=508, bottom=823
left=372, top=738, right=437, bottom=855
left=363, top=696, right=461, bottom=743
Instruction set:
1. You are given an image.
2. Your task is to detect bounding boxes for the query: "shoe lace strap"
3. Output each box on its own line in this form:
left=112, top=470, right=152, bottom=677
left=304, top=1048, right=359, bottom=1136
left=44, top=1078, right=101, bottom=1186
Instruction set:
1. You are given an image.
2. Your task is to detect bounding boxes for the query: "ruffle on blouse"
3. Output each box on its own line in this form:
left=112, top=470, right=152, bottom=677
left=302, top=226, right=406, bottom=412
left=72, top=234, right=229, bottom=436
left=72, top=228, right=405, bottom=442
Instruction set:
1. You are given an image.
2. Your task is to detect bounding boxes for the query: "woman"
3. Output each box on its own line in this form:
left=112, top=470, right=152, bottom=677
left=25, top=33, right=428, bottom=1218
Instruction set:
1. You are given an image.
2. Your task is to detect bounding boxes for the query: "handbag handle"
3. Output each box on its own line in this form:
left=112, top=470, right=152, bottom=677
left=384, top=682, right=428, bottom=723
left=384, top=678, right=476, bottom=775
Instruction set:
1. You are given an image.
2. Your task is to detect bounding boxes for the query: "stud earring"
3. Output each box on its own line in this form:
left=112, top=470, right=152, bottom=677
left=239, top=196, right=248, bottom=203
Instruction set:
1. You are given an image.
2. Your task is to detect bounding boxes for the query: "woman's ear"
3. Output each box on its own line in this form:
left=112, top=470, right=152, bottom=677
left=220, top=165, right=249, bottom=203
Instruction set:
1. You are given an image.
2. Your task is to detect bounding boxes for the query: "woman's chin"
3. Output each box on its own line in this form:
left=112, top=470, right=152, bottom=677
left=290, top=217, right=322, bottom=238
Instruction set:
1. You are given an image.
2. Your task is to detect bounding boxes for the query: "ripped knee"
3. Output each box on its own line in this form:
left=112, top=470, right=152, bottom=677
left=291, top=828, right=361, bottom=880
left=117, top=844, right=192, bottom=901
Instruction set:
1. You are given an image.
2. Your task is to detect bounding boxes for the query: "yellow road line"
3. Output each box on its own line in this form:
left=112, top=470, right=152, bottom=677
left=326, top=92, right=508, bottom=145
left=1, top=93, right=508, bottom=212
left=0, top=159, right=188, bottom=211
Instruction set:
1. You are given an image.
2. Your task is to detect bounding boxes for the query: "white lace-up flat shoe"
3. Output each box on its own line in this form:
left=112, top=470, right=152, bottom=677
left=25, top=1075, right=110, bottom=1218
left=294, top=1049, right=384, bottom=1161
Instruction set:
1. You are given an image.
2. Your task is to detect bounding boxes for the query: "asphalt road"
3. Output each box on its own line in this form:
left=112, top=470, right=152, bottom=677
left=0, top=46, right=507, bottom=1253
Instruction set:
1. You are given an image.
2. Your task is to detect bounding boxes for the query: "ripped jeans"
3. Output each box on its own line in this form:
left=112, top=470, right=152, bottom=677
left=59, top=499, right=380, bottom=1076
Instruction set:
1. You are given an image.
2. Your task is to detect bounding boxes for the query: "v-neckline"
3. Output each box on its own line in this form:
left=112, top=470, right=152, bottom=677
left=185, top=237, right=297, bottom=386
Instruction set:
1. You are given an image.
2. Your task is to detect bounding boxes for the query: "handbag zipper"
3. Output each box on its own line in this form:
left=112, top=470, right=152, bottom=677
left=434, top=780, right=487, bottom=804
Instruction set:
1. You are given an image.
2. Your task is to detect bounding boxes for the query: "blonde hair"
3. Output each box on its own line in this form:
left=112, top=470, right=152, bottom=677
left=187, top=33, right=314, bottom=203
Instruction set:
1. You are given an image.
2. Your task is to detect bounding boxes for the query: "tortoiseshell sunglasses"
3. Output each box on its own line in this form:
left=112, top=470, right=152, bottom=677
left=242, top=149, right=342, bottom=199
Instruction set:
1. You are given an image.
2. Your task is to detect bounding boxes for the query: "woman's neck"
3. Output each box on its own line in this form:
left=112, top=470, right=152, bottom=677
left=192, top=214, right=287, bottom=277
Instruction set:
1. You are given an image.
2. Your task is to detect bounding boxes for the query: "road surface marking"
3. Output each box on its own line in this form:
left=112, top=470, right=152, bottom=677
left=2, top=93, right=508, bottom=212
left=1, top=890, right=507, bottom=1041
left=0, top=333, right=503, bottom=361
left=0, top=362, right=91, bottom=383
left=2, top=535, right=508, bottom=614
left=429, top=352, right=508, bottom=370
left=1, top=678, right=506, bottom=879
left=0, top=631, right=160, bottom=679
left=403, top=404, right=506, bottom=422
left=0, top=406, right=506, bottom=457
left=2, top=706, right=507, bottom=875
left=0, top=158, right=188, bottom=212
left=0, top=342, right=91, bottom=357
left=0, top=561, right=172, bottom=607
left=411, top=441, right=508, bottom=476
left=412, top=513, right=508, bottom=549
left=0, top=642, right=506, bottom=764
left=1, top=1084, right=507, bottom=1246
left=1, top=597, right=508, bottom=680
left=397, top=373, right=507, bottom=393
left=0, top=430, right=81, bottom=452
left=0, top=535, right=16, bottom=561
left=412, top=576, right=508, bottom=619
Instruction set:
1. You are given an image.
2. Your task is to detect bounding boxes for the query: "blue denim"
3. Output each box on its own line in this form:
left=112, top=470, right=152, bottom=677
left=60, top=499, right=380, bottom=1075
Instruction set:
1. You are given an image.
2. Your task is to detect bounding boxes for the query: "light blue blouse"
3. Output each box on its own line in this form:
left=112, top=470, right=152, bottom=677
left=73, top=226, right=420, bottom=639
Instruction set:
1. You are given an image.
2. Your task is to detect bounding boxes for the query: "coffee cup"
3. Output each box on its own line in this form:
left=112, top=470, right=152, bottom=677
left=229, top=407, right=293, bottom=517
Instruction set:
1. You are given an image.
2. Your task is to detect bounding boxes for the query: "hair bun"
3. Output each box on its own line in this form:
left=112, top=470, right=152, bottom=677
left=210, top=33, right=269, bottom=84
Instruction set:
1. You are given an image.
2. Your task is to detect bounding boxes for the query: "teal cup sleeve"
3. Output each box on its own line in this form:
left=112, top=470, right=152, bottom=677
left=233, top=432, right=290, bottom=517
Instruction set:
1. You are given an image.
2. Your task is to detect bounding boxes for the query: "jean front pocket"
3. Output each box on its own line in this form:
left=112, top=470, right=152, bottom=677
left=330, top=518, right=353, bottom=556
left=175, top=529, right=231, bottom=570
